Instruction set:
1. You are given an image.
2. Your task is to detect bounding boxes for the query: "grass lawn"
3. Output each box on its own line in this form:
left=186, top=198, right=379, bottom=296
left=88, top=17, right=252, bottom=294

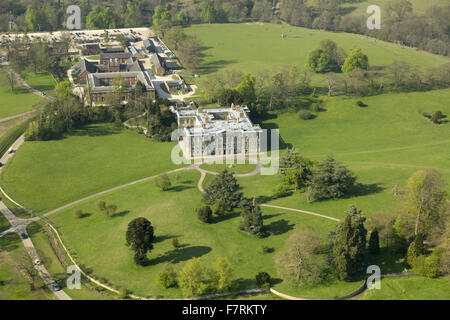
left=21, top=71, right=56, bottom=95
left=332, top=0, right=449, bottom=17
left=25, top=221, right=116, bottom=300
left=0, top=67, right=44, bottom=119
left=0, top=233, right=52, bottom=300
left=1, top=123, right=181, bottom=213
left=46, top=170, right=348, bottom=298
left=199, top=163, right=256, bottom=174
left=185, top=23, right=448, bottom=84
left=358, top=276, right=450, bottom=300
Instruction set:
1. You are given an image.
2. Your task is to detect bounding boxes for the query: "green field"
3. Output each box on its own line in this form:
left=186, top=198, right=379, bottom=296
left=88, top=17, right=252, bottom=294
left=184, top=23, right=448, bottom=79
left=1, top=123, right=181, bottom=213
left=1, top=23, right=449, bottom=299
left=0, top=67, right=44, bottom=119
left=358, top=276, right=450, bottom=300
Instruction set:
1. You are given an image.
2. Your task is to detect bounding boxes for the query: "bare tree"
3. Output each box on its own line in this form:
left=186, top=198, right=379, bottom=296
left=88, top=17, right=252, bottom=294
left=16, top=251, right=38, bottom=291
left=5, top=69, right=15, bottom=91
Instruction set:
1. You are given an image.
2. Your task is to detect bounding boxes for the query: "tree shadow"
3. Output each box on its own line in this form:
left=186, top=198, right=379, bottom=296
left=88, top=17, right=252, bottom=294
left=79, top=213, right=91, bottom=218
left=111, top=210, right=129, bottom=218
left=265, top=219, right=295, bottom=236
left=170, top=185, right=194, bottom=192
left=153, top=234, right=181, bottom=244
left=70, top=124, right=122, bottom=138
left=0, top=233, right=21, bottom=252
left=197, top=59, right=238, bottom=75
left=211, top=212, right=240, bottom=224
left=347, top=183, right=385, bottom=198
left=368, top=247, right=406, bottom=274
left=146, top=245, right=212, bottom=266
left=256, top=195, right=273, bottom=204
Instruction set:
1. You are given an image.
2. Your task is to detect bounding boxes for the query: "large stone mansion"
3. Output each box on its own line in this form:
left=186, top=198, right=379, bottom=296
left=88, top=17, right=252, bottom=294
left=174, top=104, right=263, bottom=159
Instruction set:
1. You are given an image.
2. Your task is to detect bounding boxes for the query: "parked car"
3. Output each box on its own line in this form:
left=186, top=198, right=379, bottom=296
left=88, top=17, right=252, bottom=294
left=20, top=233, right=28, bottom=239
left=8, top=147, right=14, bottom=154
left=34, top=258, right=41, bottom=265
left=51, top=283, right=61, bottom=291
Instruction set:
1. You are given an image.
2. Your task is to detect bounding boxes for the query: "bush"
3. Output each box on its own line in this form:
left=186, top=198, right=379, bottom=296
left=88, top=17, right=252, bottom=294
left=172, top=238, right=180, bottom=249
left=271, top=184, right=292, bottom=198
left=259, top=245, right=272, bottom=254
left=96, top=200, right=106, bottom=212
left=423, top=249, right=443, bottom=278
left=298, top=110, right=314, bottom=120
left=213, top=199, right=227, bottom=216
left=356, top=100, right=367, bottom=107
left=73, top=209, right=83, bottom=218
left=256, top=272, right=271, bottom=287
left=158, top=265, right=178, bottom=288
left=156, top=174, right=171, bottom=191
left=310, top=103, right=322, bottom=112
left=120, top=288, right=131, bottom=299
left=431, top=111, right=443, bottom=124
left=197, top=206, right=212, bottom=223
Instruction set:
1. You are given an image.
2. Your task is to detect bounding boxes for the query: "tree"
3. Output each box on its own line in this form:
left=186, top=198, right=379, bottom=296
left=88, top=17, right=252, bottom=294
left=406, top=234, right=423, bottom=267
left=55, top=81, right=73, bottom=100
left=197, top=206, right=212, bottom=223
left=307, top=155, right=356, bottom=201
left=203, top=169, right=242, bottom=212
left=218, top=88, right=242, bottom=106
left=276, top=226, right=328, bottom=286
left=177, top=36, right=202, bottom=70
left=404, top=169, right=447, bottom=237
left=177, top=11, right=189, bottom=26
left=74, top=209, right=83, bottom=219
left=178, top=258, right=208, bottom=297
left=97, top=200, right=106, bottom=212
left=251, top=0, right=273, bottom=22
left=16, top=251, right=38, bottom=290
left=126, top=217, right=154, bottom=266
left=199, top=0, right=216, bottom=24
left=330, top=206, right=368, bottom=280
left=239, top=198, right=264, bottom=237
left=235, top=74, right=256, bottom=105
left=105, top=204, right=117, bottom=217
left=156, top=173, right=171, bottom=191
left=368, top=229, right=380, bottom=254
left=86, top=6, right=118, bottom=30
left=255, top=272, right=271, bottom=287
left=152, top=6, right=172, bottom=37
left=158, top=264, right=178, bottom=288
left=307, top=49, right=332, bottom=73
left=115, top=34, right=129, bottom=48
left=5, top=70, right=15, bottom=91
left=386, top=0, right=413, bottom=23
left=431, top=111, right=444, bottom=124
left=210, top=257, right=234, bottom=292
left=342, top=48, right=368, bottom=74
left=279, top=149, right=314, bottom=191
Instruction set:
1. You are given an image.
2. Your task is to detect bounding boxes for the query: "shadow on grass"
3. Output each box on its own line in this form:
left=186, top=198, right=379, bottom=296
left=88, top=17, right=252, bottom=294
left=153, top=234, right=181, bottom=244
left=170, top=185, right=194, bottom=192
left=265, top=219, right=295, bottom=236
left=211, top=212, right=240, bottom=224
left=0, top=233, right=21, bottom=252
left=111, top=210, right=130, bottom=218
left=70, top=124, right=122, bottom=138
left=348, top=182, right=385, bottom=198
left=146, top=245, right=212, bottom=266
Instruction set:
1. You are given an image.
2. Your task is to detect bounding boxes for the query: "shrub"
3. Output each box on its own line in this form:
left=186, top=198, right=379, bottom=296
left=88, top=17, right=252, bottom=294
left=156, top=174, right=171, bottom=191
left=431, top=111, right=443, bottom=124
left=158, top=265, right=178, bottom=288
left=73, top=209, right=83, bottom=219
left=197, top=206, right=212, bottom=223
left=368, top=229, right=380, bottom=254
left=310, top=103, right=322, bottom=112
left=213, top=199, right=227, bottom=216
left=120, top=288, right=130, bottom=299
left=172, top=238, right=180, bottom=249
left=259, top=245, right=272, bottom=254
left=298, top=110, right=314, bottom=120
left=356, top=100, right=367, bottom=107
left=272, top=184, right=291, bottom=198
left=96, top=200, right=106, bottom=212
left=255, top=272, right=271, bottom=287
left=423, top=249, right=443, bottom=278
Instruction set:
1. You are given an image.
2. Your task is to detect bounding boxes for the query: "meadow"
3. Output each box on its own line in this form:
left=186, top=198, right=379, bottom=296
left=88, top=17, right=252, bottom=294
left=0, top=23, right=449, bottom=299
left=0, top=67, right=45, bottom=119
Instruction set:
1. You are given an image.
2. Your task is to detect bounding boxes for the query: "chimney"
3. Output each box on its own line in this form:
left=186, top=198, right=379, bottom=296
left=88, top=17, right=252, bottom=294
left=236, top=106, right=240, bottom=112
left=240, top=112, right=245, bottom=118
left=202, top=123, right=206, bottom=129
left=198, top=108, right=203, bottom=114
left=231, top=103, right=235, bottom=110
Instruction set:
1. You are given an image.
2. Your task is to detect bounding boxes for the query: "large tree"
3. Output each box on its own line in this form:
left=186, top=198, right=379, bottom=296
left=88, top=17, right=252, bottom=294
left=203, top=169, right=243, bottom=212
left=403, top=169, right=447, bottom=237
left=279, top=148, right=314, bottom=191
left=330, top=206, right=368, bottom=280
left=307, top=155, right=356, bottom=201
left=126, top=217, right=155, bottom=266
left=239, top=197, right=264, bottom=237
left=342, top=48, right=369, bottom=74
left=276, top=226, right=328, bottom=286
